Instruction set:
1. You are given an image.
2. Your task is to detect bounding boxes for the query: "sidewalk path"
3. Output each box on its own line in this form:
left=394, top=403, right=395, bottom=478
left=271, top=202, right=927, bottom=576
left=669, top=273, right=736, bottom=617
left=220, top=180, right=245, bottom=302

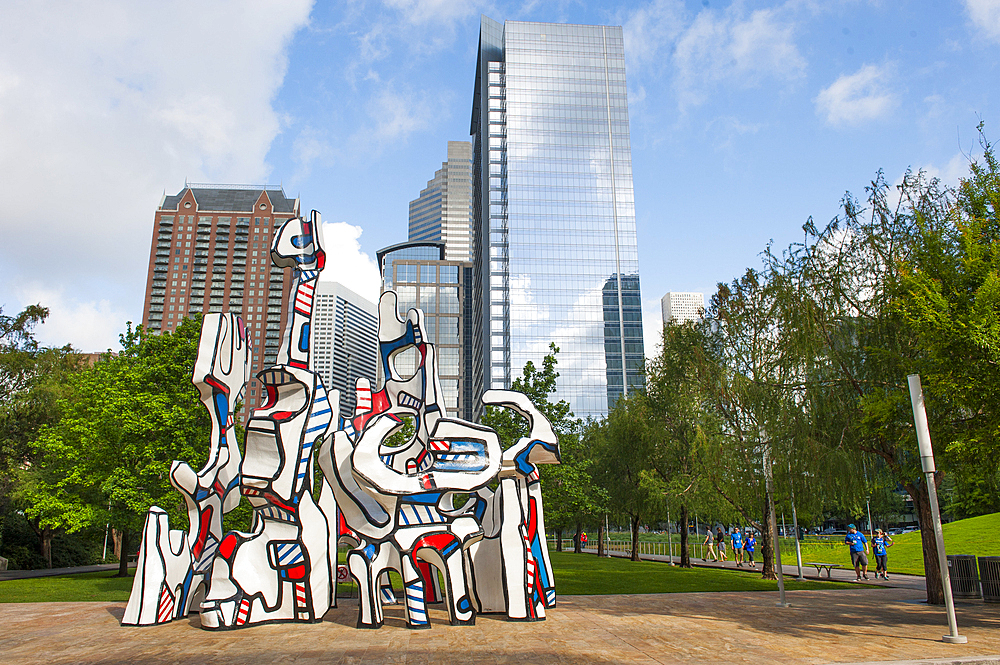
left=0, top=563, right=134, bottom=581
left=1, top=588, right=997, bottom=664
left=577, top=545, right=928, bottom=593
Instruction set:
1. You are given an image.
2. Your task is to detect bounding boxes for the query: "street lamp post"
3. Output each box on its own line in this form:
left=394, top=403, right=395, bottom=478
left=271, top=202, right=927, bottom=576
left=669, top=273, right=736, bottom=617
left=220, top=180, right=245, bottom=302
left=907, top=374, right=967, bottom=644
left=788, top=463, right=804, bottom=580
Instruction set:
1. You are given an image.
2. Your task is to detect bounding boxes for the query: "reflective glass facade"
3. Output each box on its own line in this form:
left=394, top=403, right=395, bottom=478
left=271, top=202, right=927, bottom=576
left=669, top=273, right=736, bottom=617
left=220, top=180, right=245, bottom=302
left=377, top=241, right=475, bottom=421
left=310, top=282, right=378, bottom=421
left=471, top=17, right=644, bottom=419
left=408, top=141, right=474, bottom=262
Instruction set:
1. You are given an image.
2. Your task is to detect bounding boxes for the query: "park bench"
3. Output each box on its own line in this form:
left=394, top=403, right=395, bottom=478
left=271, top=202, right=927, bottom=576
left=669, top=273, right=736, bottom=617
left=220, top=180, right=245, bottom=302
left=805, top=562, right=843, bottom=578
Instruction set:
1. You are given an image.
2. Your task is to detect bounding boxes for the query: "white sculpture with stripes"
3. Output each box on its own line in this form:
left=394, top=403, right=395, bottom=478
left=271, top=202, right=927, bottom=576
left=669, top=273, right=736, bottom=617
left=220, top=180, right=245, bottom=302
left=200, top=212, right=337, bottom=629
left=317, top=291, right=561, bottom=629
left=122, top=313, right=252, bottom=626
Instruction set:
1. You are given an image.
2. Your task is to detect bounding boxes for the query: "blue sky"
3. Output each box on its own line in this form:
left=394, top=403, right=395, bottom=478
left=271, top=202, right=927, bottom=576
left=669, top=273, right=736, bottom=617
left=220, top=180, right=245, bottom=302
left=2, top=0, right=999, bottom=355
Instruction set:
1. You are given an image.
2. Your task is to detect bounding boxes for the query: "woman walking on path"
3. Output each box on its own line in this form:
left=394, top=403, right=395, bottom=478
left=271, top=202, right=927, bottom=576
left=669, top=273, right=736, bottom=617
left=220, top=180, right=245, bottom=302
left=873, top=529, right=893, bottom=579
left=743, top=531, right=756, bottom=569
left=716, top=528, right=727, bottom=562
left=703, top=529, right=717, bottom=561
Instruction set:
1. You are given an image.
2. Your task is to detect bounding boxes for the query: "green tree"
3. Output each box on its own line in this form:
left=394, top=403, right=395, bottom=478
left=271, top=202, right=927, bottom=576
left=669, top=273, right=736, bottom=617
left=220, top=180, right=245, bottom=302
left=19, top=318, right=213, bottom=576
left=481, top=343, right=606, bottom=553
left=644, top=321, right=716, bottom=567
left=0, top=304, right=85, bottom=567
left=895, top=125, right=1000, bottom=518
left=590, top=395, right=665, bottom=562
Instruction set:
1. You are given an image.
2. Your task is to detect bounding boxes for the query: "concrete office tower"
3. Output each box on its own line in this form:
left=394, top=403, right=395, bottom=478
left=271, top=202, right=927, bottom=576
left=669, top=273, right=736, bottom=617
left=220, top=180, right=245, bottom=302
left=408, top=141, right=474, bottom=262
left=661, top=292, right=705, bottom=325
left=310, top=281, right=379, bottom=420
left=377, top=241, right=474, bottom=421
left=471, top=17, right=644, bottom=418
left=141, top=185, right=300, bottom=421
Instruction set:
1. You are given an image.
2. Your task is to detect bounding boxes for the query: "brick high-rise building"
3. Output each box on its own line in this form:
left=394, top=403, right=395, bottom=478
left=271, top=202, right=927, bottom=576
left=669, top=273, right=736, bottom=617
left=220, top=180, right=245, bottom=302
left=141, top=184, right=301, bottom=420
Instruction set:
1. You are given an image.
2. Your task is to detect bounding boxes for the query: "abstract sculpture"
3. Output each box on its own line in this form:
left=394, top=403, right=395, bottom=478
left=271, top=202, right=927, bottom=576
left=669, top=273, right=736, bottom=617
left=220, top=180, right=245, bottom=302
left=123, top=210, right=561, bottom=632
left=123, top=313, right=251, bottom=625
left=200, top=212, right=335, bottom=629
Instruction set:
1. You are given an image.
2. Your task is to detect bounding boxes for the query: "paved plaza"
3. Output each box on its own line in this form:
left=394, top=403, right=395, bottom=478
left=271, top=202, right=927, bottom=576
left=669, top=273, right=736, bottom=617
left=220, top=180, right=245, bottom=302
left=2, top=587, right=998, bottom=664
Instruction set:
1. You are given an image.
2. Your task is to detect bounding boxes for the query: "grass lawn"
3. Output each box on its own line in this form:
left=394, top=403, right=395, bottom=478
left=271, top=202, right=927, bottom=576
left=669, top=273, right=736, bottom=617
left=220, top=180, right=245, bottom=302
left=1, top=550, right=864, bottom=604
left=550, top=551, right=861, bottom=595
left=602, top=512, right=1000, bottom=577
left=780, top=512, right=1000, bottom=576
left=0, top=570, right=136, bottom=603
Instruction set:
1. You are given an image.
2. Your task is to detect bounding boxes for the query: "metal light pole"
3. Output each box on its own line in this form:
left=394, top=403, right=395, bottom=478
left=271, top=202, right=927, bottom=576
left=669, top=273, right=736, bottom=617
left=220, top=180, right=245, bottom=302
left=788, top=464, right=804, bottom=580
left=666, top=505, right=674, bottom=566
left=695, top=514, right=701, bottom=560
left=907, top=374, right=967, bottom=644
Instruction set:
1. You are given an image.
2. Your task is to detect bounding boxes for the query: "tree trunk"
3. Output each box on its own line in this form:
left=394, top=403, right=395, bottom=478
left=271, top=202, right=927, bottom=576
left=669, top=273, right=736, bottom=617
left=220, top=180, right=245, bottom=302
left=112, top=528, right=123, bottom=559
left=27, top=519, right=54, bottom=569
left=41, top=528, right=53, bottom=569
left=908, top=475, right=945, bottom=605
left=679, top=505, right=691, bottom=568
left=574, top=522, right=582, bottom=554
left=760, top=482, right=776, bottom=579
left=630, top=515, right=641, bottom=562
left=555, top=528, right=563, bottom=552
left=597, top=520, right=606, bottom=557
left=117, top=530, right=130, bottom=578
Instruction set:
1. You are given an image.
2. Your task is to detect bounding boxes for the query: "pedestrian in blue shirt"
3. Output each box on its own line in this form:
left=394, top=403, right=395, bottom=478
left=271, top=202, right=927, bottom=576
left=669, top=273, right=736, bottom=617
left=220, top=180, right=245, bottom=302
left=731, top=529, right=744, bottom=567
left=743, top=531, right=756, bottom=569
left=872, top=528, right=893, bottom=579
left=844, top=524, right=869, bottom=580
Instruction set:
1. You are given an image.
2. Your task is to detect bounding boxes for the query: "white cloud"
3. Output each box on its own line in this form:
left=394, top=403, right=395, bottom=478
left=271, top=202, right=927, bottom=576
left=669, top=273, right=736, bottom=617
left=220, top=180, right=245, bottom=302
left=0, top=0, right=313, bottom=350
left=359, top=85, right=440, bottom=149
left=383, top=0, right=482, bottom=25
left=622, top=0, right=686, bottom=70
left=965, top=0, right=1000, bottom=41
left=815, top=63, right=898, bottom=126
left=673, top=5, right=806, bottom=110
left=318, top=222, right=382, bottom=305
left=14, top=285, right=130, bottom=352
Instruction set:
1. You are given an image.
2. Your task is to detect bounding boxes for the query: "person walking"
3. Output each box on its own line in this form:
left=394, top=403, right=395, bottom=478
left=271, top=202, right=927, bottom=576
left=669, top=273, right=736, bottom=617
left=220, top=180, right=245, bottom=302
left=744, top=530, right=757, bottom=568
left=845, top=523, right=870, bottom=580
left=716, top=528, right=727, bottom=562
left=872, top=528, right=893, bottom=579
left=731, top=528, right=744, bottom=567
left=703, top=528, right=717, bottom=561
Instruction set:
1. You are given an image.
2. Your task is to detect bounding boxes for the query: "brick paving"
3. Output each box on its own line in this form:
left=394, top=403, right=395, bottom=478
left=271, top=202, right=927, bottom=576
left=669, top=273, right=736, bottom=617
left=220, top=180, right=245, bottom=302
left=2, top=588, right=999, bottom=664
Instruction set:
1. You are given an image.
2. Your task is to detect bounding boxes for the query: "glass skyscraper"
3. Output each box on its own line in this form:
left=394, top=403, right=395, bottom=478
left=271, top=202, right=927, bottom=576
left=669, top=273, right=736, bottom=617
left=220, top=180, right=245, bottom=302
left=471, top=16, right=644, bottom=419
left=408, top=141, right=474, bottom=262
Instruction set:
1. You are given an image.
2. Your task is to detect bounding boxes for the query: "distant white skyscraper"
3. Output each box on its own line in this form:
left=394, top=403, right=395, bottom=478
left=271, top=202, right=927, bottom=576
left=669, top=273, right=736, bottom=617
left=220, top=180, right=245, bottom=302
left=408, top=141, right=473, bottom=262
left=661, top=292, right=704, bottom=325
left=310, top=281, right=378, bottom=420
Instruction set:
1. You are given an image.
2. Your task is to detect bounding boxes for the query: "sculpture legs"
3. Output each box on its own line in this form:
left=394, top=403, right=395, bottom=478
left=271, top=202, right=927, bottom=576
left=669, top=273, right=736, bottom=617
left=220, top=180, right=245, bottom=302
left=348, top=540, right=394, bottom=628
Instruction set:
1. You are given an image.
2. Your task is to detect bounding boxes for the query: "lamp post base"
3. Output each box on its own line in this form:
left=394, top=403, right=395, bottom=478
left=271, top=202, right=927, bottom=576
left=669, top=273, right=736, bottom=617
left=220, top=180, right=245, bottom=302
left=942, top=635, right=968, bottom=644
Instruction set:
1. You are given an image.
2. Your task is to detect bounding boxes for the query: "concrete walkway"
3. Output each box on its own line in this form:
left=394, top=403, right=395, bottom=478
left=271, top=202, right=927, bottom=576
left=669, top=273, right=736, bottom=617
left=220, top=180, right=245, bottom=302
left=1, top=587, right=997, bottom=664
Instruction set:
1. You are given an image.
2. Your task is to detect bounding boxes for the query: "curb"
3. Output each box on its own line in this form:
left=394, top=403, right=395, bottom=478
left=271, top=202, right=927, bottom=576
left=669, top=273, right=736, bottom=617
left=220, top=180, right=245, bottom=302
left=833, top=656, right=1000, bottom=665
